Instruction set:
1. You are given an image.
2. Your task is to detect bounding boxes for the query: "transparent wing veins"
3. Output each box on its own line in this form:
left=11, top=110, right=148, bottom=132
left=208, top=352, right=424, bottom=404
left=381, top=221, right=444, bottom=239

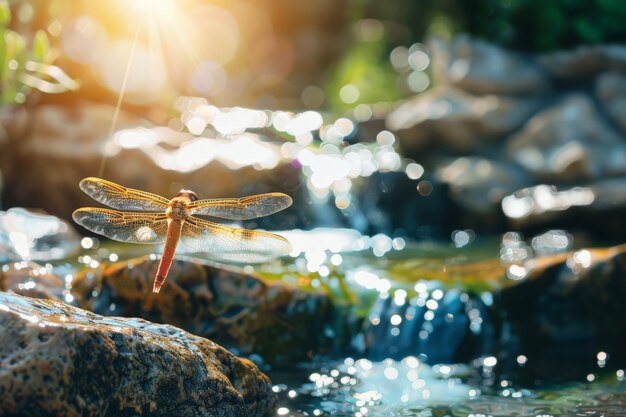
left=180, top=216, right=292, bottom=263
left=72, top=207, right=168, bottom=244
left=188, top=193, right=292, bottom=220
left=79, top=177, right=170, bottom=211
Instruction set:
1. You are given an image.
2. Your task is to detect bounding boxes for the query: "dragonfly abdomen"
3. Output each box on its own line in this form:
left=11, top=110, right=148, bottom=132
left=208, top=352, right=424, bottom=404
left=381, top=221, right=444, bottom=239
left=153, top=219, right=183, bottom=293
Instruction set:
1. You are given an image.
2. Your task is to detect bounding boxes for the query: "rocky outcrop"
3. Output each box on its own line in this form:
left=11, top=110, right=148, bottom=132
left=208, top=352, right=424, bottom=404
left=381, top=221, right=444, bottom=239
left=0, top=102, right=298, bottom=226
left=429, top=35, right=551, bottom=95
left=436, top=157, right=532, bottom=218
left=500, top=178, right=626, bottom=235
left=501, top=244, right=626, bottom=378
left=387, top=87, right=543, bottom=152
left=506, top=94, right=626, bottom=182
left=0, top=291, right=276, bottom=417
left=595, top=71, right=626, bottom=135
left=537, top=44, right=626, bottom=79
left=386, top=36, right=626, bottom=237
left=72, top=255, right=333, bottom=365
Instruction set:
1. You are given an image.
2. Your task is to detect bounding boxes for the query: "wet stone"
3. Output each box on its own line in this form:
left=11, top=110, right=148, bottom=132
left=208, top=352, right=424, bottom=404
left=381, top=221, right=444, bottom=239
left=387, top=86, right=544, bottom=154
left=435, top=157, right=532, bottom=231
left=538, top=44, right=626, bottom=79
left=344, top=171, right=453, bottom=239
left=72, top=255, right=333, bottom=365
left=506, top=94, right=626, bottom=182
left=0, top=261, right=65, bottom=301
left=595, top=71, right=626, bottom=136
left=501, top=244, right=626, bottom=378
left=429, top=35, right=551, bottom=95
left=355, top=288, right=495, bottom=364
left=501, top=178, right=626, bottom=239
left=0, top=208, right=81, bottom=263
left=0, top=291, right=276, bottom=417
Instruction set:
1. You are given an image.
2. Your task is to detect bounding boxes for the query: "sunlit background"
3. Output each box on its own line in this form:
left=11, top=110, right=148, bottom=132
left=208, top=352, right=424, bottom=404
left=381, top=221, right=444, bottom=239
left=3, top=0, right=626, bottom=416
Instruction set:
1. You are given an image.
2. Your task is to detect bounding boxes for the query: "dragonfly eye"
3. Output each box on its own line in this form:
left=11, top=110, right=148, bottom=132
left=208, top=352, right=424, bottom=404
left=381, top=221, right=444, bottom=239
left=177, top=189, right=199, bottom=201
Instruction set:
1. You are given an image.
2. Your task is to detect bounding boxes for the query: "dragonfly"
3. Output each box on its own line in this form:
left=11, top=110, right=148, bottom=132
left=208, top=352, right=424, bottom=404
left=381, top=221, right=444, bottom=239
left=73, top=177, right=292, bottom=294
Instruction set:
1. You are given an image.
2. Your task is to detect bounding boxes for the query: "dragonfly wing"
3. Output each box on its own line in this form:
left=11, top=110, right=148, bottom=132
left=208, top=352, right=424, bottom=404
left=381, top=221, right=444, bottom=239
left=188, top=193, right=292, bottom=220
left=180, top=216, right=292, bottom=263
left=79, top=177, right=170, bottom=211
left=73, top=208, right=168, bottom=244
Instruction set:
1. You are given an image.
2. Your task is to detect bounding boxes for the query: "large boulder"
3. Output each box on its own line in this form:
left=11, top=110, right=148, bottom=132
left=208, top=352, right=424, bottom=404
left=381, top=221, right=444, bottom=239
left=0, top=291, right=276, bottom=417
left=435, top=157, right=532, bottom=229
left=501, top=244, right=626, bottom=378
left=501, top=178, right=626, bottom=238
left=538, top=44, right=626, bottom=79
left=428, top=35, right=551, bottom=95
left=72, top=255, right=333, bottom=365
left=506, top=94, right=626, bottom=182
left=387, top=87, right=543, bottom=153
left=595, top=71, right=626, bottom=136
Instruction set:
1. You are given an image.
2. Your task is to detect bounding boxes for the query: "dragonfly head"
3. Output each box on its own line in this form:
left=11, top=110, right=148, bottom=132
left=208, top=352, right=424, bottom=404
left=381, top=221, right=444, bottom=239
left=176, top=189, right=199, bottom=202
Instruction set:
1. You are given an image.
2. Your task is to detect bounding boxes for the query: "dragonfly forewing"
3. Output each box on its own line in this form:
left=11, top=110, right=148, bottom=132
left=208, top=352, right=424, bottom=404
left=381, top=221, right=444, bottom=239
left=79, top=177, right=170, bottom=211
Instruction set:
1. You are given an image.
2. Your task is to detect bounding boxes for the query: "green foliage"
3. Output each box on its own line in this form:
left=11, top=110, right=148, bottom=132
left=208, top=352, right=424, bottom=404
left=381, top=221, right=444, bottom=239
left=0, top=1, right=10, bottom=26
left=0, top=0, right=77, bottom=106
left=326, top=36, right=402, bottom=110
left=361, top=0, right=626, bottom=52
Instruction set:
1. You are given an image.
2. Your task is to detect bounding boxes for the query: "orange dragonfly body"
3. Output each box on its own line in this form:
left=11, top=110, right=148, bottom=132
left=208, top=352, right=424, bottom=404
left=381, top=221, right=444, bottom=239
left=73, top=177, right=292, bottom=293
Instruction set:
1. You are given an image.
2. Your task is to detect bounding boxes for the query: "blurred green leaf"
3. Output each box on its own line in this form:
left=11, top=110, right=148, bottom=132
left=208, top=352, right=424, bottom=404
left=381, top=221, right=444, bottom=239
left=0, top=1, right=10, bottom=27
left=32, top=30, right=50, bottom=63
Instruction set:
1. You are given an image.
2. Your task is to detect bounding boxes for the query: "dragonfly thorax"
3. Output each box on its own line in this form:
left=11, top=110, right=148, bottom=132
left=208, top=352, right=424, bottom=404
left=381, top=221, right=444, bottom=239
left=167, top=197, right=192, bottom=220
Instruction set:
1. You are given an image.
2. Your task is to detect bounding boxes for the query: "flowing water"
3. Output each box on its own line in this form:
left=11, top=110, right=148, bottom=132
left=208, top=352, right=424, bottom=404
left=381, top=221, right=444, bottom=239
left=16, top=225, right=626, bottom=417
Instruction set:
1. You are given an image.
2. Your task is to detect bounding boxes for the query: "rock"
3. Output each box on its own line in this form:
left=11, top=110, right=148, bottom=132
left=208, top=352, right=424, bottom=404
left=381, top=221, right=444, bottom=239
left=345, top=171, right=454, bottom=239
left=0, top=291, right=276, bottom=417
left=428, top=35, right=551, bottom=95
left=0, top=208, right=81, bottom=262
left=538, top=44, right=626, bottom=79
left=506, top=94, right=626, bottom=182
left=72, top=255, right=332, bottom=365
left=387, top=87, right=544, bottom=153
left=501, top=178, right=626, bottom=237
left=500, top=243, right=626, bottom=378
left=595, top=72, right=626, bottom=135
left=0, top=102, right=299, bottom=225
left=435, top=157, right=532, bottom=229
left=355, top=288, right=495, bottom=363
left=0, top=261, right=65, bottom=301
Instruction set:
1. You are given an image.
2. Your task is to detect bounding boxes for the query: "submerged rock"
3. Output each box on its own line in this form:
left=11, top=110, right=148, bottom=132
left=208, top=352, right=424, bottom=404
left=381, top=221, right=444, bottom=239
left=0, top=291, right=276, bottom=417
left=72, top=255, right=332, bottom=365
